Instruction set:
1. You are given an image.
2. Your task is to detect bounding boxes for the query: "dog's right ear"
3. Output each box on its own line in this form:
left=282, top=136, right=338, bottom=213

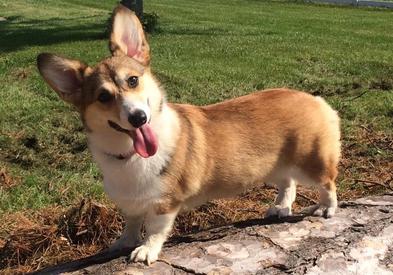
left=37, top=53, right=88, bottom=106
left=109, top=4, right=150, bottom=66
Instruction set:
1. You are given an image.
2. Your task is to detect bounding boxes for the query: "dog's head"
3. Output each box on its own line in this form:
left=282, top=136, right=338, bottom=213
left=37, top=5, right=163, bottom=158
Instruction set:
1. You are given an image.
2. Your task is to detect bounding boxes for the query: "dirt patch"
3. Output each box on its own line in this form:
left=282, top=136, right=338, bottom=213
left=0, top=168, right=19, bottom=189
left=369, top=78, right=393, bottom=91
left=1, top=124, right=90, bottom=171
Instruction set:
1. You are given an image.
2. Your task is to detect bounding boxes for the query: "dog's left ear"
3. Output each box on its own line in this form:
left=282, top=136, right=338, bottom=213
left=37, top=53, right=88, bottom=107
left=110, top=4, right=150, bottom=66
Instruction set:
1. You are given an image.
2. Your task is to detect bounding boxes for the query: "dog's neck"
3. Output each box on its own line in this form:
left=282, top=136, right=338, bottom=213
left=104, top=149, right=135, bottom=161
left=87, top=126, right=134, bottom=161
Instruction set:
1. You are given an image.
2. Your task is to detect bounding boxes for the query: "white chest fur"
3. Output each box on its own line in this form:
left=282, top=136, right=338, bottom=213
left=87, top=105, right=180, bottom=217
left=93, top=152, right=167, bottom=216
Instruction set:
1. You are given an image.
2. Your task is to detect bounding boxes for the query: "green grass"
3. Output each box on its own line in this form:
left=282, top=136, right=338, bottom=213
left=0, top=0, right=392, bottom=215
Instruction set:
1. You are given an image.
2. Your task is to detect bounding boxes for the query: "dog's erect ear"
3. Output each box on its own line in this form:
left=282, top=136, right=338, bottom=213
left=109, top=4, right=150, bottom=66
left=37, top=53, right=88, bottom=106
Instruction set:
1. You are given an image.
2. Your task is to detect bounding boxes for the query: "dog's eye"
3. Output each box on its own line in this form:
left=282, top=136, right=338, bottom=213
left=97, top=90, right=114, bottom=103
left=127, top=76, right=139, bottom=88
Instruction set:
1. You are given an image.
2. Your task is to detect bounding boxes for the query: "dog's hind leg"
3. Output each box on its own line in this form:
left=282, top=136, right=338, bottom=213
left=303, top=160, right=338, bottom=218
left=265, top=178, right=296, bottom=218
left=311, top=179, right=337, bottom=218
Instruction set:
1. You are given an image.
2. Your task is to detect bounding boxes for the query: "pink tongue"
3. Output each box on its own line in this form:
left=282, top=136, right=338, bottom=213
left=132, top=124, right=158, bottom=158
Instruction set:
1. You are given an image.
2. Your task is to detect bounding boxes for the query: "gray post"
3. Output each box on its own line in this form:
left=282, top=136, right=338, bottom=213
left=120, top=0, right=143, bottom=19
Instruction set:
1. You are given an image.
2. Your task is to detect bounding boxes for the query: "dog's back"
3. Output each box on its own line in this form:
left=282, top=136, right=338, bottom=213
left=165, top=89, right=340, bottom=215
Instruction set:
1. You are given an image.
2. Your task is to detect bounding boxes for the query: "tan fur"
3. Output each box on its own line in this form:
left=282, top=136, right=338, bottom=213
left=37, top=4, right=341, bottom=264
left=156, top=89, right=341, bottom=213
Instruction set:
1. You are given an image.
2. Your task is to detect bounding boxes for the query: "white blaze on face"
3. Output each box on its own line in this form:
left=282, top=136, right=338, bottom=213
left=119, top=94, right=158, bottom=158
left=120, top=94, right=151, bottom=129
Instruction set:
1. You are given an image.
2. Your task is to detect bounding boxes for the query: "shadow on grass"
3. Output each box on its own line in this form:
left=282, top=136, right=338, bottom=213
left=0, top=15, right=108, bottom=53
left=161, top=26, right=279, bottom=36
left=0, top=14, right=274, bottom=54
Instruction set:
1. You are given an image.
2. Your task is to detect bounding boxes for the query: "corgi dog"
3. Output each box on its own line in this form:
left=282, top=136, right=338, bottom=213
left=37, top=4, right=340, bottom=265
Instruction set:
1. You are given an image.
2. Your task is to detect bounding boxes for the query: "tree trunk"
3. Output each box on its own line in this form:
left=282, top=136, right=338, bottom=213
left=120, top=0, right=143, bottom=20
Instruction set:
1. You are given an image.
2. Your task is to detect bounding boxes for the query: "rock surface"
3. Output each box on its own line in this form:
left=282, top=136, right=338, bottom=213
left=53, top=194, right=393, bottom=275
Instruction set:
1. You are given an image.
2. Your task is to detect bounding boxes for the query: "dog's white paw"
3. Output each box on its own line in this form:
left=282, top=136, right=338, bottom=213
left=130, top=244, right=160, bottom=265
left=265, top=205, right=292, bottom=218
left=307, top=204, right=336, bottom=218
left=313, top=205, right=336, bottom=218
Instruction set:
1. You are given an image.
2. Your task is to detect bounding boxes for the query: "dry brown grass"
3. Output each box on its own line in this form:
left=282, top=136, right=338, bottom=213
left=0, top=169, right=20, bottom=190
left=0, top=200, right=122, bottom=274
left=338, top=124, right=393, bottom=200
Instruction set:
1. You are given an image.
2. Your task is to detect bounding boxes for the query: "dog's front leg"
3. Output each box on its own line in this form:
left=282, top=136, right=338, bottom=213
left=130, top=208, right=179, bottom=265
left=109, top=214, right=144, bottom=251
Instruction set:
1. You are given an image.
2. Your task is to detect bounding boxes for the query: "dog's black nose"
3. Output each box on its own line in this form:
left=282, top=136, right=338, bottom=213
left=128, top=110, right=147, bottom=128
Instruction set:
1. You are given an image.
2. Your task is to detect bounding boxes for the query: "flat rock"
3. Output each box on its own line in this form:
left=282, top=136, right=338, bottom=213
left=40, top=194, right=393, bottom=275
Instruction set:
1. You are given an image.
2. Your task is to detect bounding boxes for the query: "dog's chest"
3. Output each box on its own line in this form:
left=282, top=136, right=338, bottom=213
left=95, top=154, right=166, bottom=216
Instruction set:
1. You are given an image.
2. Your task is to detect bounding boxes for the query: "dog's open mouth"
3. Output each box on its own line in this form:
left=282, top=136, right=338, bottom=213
left=108, top=120, right=158, bottom=158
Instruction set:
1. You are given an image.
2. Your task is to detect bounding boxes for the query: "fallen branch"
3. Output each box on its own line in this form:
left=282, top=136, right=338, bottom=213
left=354, top=178, right=393, bottom=191
left=297, top=193, right=318, bottom=204
left=345, top=91, right=369, bottom=101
